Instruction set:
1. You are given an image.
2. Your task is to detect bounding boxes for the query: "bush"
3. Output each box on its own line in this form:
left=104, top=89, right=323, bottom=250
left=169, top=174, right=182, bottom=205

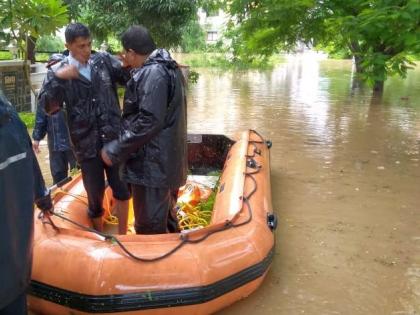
left=35, top=53, right=51, bottom=62
left=0, top=50, right=12, bottom=60
left=180, top=20, right=206, bottom=53
left=18, top=112, right=35, bottom=129
left=36, top=35, right=64, bottom=53
left=181, top=52, right=284, bottom=70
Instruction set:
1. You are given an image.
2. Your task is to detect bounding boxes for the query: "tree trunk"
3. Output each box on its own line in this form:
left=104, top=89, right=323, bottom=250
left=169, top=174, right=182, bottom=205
left=350, top=75, right=364, bottom=92
left=350, top=54, right=364, bottom=92
left=373, top=80, right=384, bottom=93
left=353, top=55, right=363, bottom=74
left=349, top=41, right=363, bottom=74
left=26, top=36, right=37, bottom=64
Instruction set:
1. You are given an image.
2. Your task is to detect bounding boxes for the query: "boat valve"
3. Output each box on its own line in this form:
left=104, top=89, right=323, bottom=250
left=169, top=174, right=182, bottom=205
left=267, top=213, right=278, bottom=231
left=246, top=158, right=259, bottom=169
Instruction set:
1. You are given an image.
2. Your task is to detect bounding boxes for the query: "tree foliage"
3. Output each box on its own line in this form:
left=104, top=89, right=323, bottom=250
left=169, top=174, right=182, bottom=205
left=0, top=0, right=68, bottom=60
left=72, top=0, right=198, bottom=49
left=222, top=0, right=420, bottom=90
left=36, top=35, right=64, bottom=52
left=180, top=19, right=206, bottom=52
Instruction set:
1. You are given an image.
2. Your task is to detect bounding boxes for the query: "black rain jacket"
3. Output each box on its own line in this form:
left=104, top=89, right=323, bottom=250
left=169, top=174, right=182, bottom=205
left=38, top=52, right=129, bottom=162
left=32, top=108, right=72, bottom=152
left=0, top=94, right=52, bottom=308
left=104, top=49, right=187, bottom=189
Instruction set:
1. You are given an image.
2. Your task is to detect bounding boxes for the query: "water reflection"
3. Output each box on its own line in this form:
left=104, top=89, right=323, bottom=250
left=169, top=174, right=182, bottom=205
left=187, top=57, right=419, bottom=160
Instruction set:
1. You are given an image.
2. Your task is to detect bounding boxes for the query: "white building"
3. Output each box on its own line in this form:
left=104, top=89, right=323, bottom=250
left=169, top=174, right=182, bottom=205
left=197, top=8, right=228, bottom=44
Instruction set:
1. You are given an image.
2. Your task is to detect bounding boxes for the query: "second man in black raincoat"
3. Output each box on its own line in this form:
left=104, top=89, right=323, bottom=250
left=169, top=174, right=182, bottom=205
left=102, top=25, right=187, bottom=234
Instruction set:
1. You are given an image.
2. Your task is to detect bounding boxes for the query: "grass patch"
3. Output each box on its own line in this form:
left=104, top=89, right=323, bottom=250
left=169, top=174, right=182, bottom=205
left=35, top=52, right=52, bottom=62
left=0, top=51, right=57, bottom=62
left=180, top=53, right=285, bottom=70
left=18, top=112, right=36, bottom=129
left=0, top=51, right=12, bottom=60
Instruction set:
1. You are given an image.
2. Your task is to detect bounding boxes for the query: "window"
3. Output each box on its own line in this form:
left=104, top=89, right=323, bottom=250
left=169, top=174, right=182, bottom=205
left=207, top=31, right=218, bottom=42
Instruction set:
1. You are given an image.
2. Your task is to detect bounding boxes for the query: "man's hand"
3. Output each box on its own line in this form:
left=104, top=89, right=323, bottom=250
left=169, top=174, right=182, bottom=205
left=55, top=65, right=79, bottom=80
left=118, top=52, right=130, bottom=68
left=33, top=140, right=40, bottom=154
left=101, top=148, right=113, bottom=166
left=36, top=193, right=54, bottom=218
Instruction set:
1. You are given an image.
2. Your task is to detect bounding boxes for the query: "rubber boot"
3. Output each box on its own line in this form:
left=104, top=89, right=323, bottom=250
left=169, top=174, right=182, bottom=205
left=92, top=217, right=103, bottom=232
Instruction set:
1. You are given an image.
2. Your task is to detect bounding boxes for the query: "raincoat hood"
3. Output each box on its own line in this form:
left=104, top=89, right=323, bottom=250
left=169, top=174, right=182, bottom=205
left=144, top=49, right=177, bottom=70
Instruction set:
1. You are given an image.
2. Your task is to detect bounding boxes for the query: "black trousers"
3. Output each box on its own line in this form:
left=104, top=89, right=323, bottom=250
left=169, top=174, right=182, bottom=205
left=80, top=157, right=130, bottom=218
left=0, top=292, right=27, bottom=315
left=131, top=185, right=179, bottom=234
left=49, top=149, right=77, bottom=184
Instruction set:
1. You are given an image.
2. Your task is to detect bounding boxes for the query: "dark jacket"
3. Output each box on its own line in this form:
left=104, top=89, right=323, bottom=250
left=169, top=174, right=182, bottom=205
left=104, top=49, right=187, bottom=189
left=32, top=107, right=72, bottom=152
left=0, top=94, right=52, bottom=308
left=38, top=52, right=129, bottom=162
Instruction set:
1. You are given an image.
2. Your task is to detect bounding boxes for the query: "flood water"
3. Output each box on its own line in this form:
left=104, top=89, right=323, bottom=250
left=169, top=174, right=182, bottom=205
left=35, top=54, right=420, bottom=315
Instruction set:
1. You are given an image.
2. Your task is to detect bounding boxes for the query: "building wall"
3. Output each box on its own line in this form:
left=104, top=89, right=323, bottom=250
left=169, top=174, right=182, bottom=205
left=0, top=60, right=31, bottom=112
left=197, top=8, right=228, bottom=44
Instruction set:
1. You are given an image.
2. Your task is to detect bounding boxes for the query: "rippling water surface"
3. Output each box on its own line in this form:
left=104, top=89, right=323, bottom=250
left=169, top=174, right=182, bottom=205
left=184, top=55, right=420, bottom=315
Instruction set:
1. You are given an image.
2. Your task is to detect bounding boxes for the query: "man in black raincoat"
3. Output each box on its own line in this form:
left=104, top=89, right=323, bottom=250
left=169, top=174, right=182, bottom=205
left=32, top=48, right=77, bottom=185
left=101, top=25, right=187, bottom=234
left=38, top=23, right=130, bottom=234
left=32, top=107, right=77, bottom=184
left=0, top=91, right=53, bottom=315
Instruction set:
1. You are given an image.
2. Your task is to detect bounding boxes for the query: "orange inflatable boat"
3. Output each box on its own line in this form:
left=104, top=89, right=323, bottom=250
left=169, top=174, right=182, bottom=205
left=28, top=130, right=276, bottom=315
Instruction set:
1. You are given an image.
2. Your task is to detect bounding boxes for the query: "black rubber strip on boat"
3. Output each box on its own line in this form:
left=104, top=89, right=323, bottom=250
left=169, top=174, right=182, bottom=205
left=29, top=247, right=274, bottom=313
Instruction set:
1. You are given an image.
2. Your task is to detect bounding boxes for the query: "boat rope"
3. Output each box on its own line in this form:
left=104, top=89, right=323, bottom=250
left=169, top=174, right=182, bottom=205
left=38, top=131, right=267, bottom=262
left=39, top=167, right=257, bottom=262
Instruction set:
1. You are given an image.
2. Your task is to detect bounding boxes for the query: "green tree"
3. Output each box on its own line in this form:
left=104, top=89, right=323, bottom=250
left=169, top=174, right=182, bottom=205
left=74, top=0, right=198, bottom=49
left=0, top=0, right=68, bottom=63
left=36, top=35, right=64, bottom=52
left=223, top=0, right=420, bottom=91
left=62, top=0, right=82, bottom=21
left=180, top=19, right=206, bottom=52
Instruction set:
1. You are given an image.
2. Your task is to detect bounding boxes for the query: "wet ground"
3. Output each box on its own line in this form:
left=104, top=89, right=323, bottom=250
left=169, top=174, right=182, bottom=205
left=34, top=54, right=420, bottom=315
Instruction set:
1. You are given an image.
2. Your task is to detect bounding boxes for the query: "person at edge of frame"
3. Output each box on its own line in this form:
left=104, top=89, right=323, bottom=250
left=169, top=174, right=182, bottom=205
left=0, top=90, right=53, bottom=315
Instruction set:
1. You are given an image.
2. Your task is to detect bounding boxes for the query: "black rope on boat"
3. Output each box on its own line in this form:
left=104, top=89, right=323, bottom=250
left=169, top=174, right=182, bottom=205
left=38, top=212, right=59, bottom=231
left=111, top=235, right=188, bottom=262
left=45, top=210, right=189, bottom=262
left=232, top=172, right=257, bottom=228
left=107, top=168, right=260, bottom=259
left=246, top=141, right=262, bottom=158
left=38, top=136, right=264, bottom=263
left=249, top=129, right=272, bottom=149
left=249, top=129, right=265, bottom=142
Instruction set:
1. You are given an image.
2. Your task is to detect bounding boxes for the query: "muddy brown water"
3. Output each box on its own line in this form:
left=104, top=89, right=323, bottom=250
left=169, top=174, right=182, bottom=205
left=34, top=54, right=420, bottom=315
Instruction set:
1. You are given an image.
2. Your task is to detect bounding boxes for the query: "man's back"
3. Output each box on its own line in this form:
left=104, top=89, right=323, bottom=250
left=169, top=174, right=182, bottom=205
left=0, top=94, right=51, bottom=310
left=107, top=48, right=187, bottom=189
